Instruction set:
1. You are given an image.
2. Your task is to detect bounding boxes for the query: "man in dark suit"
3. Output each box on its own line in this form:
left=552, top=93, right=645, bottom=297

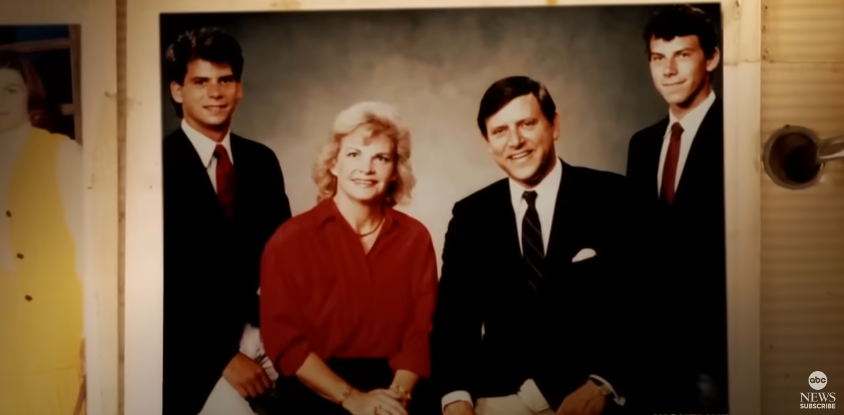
left=431, top=76, right=633, bottom=415
left=161, top=27, right=292, bottom=415
left=624, top=5, right=727, bottom=413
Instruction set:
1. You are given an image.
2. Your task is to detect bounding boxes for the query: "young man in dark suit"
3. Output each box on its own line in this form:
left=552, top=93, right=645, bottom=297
left=625, top=5, right=727, bottom=414
left=161, top=27, right=292, bottom=415
left=431, top=76, right=633, bottom=415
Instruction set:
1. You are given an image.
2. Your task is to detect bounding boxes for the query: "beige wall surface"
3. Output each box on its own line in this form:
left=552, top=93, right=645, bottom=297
left=761, top=0, right=844, bottom=413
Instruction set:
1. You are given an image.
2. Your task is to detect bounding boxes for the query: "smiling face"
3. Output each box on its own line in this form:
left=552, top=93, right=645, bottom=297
left=170, top=59, right=242, bottom=141
left=484, top=93, right=559, bottom=188
left=648, top=34, right=720, bottom=116
left=0, top=68, right=30, bottom=133
left=331, top=127, right=396, bottom=206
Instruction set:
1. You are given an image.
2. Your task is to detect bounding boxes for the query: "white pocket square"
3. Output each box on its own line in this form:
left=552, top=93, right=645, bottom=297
left=572, top=248, right=596, bottom=263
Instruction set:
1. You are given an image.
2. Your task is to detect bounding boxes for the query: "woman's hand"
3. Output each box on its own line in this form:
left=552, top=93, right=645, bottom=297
left=389, top=383, right=412, bottom=408
left=341, top=388, right=408, bottom=415
left=389, top=369, right=417, bottom=408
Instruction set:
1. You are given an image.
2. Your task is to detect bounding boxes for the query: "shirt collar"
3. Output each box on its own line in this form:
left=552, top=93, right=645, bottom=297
left=314, top=196, right=399, bottom=232
left=508, top=156, right=563, bottom=212
left=667, top=89, right=716, bottom=136
left=181, top=118, right=233, bottom=167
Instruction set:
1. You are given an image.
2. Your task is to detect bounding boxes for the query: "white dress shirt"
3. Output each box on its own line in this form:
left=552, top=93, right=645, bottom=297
left=509, top=156, right=563, bottom=256
left=181, top=118, right=234, bottom=192
left=441, top=158, right=624, bottom=413
left=0, top=121, right=83, bottom=279
left=657, top=90, right=716, bottom=194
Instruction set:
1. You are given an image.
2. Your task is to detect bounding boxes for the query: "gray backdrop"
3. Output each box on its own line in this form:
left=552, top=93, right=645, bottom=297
left=160, top=5, right=723, bottom=270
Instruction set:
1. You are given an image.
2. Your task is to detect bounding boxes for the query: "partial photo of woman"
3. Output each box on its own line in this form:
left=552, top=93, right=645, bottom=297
left=0, top=50, right=86, bottom=414
left=260, top=101, right=439, bottom=415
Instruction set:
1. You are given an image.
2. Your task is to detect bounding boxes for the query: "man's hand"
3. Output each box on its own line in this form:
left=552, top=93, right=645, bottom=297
left=556, top=379, right=608, bottom=415
left=223, top=352, right=272, bottom=398
left=443, top=400, right=475, bottom=415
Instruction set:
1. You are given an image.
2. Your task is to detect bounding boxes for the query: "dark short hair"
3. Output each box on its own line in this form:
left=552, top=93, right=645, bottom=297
left=163, top=27, right=244, bottom=117
left=0, top=50, right=55, bottom=131
left=476, top=76, right=556, bottom=138
left=163, top=26, right=243, bottom=85
left=643, top=5, right=719, bottom=59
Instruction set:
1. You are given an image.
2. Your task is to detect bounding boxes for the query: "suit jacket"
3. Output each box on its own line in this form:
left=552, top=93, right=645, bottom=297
left=430, top=160, right=634, bottom=412
left=625, top=98, right=728, bottom=412
left=162, top=128, right=292, bottom=415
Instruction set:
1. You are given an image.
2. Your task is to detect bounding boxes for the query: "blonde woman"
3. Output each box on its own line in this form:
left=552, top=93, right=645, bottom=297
left=260, top=101, right=438, bottom=415
left=0, top=50, right=86, bottom=414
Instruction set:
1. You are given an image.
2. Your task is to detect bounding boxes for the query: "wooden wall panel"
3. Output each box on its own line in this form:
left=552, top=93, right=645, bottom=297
left=761, top=0, right=844, bottom=414
left=763, top=0, right=844, bottom=63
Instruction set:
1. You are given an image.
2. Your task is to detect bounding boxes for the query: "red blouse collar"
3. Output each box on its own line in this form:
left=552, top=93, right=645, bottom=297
left=313, top=197, right=399, bottom=235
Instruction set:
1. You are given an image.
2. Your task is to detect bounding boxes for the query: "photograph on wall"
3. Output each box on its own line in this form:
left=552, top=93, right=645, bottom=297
left=158, top=4, right=726, bottom=414
left=0, top=24, right=88, bottom=415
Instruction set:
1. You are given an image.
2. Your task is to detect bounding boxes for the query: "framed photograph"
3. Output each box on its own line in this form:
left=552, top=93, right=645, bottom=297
left=127, top=0, right=760, bottom=414
left=0, top=1, right=119, bottom=415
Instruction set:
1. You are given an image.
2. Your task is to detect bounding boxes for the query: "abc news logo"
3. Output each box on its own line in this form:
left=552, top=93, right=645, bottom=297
left=801, top=371, right=836, bottom=409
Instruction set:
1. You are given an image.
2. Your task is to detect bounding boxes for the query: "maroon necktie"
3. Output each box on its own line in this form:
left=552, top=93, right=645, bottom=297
left=214, top=144, right=235, bottom=219
left=661, top=122, right=683, bottom=206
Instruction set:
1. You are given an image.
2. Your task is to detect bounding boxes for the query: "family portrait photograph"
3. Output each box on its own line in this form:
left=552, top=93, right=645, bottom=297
left=157, top=4, right=727, bottom=415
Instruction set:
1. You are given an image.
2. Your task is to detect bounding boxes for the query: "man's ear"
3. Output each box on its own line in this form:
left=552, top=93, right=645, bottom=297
left=552, top=112, right=561, bottom=141
left=170, top=81, right=184, bottom=104
left=706, top=47, right=721, bottom=72
left=483, top=133, right=495, bottom=154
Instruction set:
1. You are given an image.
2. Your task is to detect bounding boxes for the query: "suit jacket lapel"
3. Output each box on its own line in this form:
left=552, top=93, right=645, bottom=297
left=494, top=179, right=523, bottom=262
left=546, top=160, right=576, bottom=267
left=646, top=118, right=669, bottom=201
left=230, top=135, right=248, bottom=222
left=675, top=98, right=722, bottom=202
left=171, top=129, right=227, bottom=220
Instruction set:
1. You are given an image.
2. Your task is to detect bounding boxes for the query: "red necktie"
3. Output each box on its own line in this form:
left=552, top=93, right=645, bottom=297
left=661, top=122, right=683, bottom=206
left=214, top=144, right=235, bottom=219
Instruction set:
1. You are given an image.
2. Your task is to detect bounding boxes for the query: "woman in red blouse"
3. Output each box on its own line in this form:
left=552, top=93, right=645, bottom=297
left=260, top=101, right=439, bottom=415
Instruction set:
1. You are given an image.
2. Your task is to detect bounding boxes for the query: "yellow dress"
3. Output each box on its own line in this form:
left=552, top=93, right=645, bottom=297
left=0, top=126, right=85, bottom=415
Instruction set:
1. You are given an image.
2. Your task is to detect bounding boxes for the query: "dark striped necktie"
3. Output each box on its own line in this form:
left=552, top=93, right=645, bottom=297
left=522, top=190, right=544, bottom=290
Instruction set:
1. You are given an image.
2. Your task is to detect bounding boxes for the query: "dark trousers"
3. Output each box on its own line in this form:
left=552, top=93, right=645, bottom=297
left=271, top=358, right=438, bottom=415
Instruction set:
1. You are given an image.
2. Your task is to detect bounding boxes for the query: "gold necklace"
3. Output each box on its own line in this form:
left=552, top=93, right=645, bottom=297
left=357, top=216, right=385, bottom=237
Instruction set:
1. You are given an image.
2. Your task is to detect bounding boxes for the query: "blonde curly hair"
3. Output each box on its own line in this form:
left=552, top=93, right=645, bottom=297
left=313, top=101, right=415, bottom=207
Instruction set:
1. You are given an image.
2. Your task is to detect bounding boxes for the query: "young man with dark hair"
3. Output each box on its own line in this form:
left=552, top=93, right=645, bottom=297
left=625, top=5, right=728, bottom=413
left=161, top=27, right=292, bottom=415
left=431, top=75, right=633, bottom=415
